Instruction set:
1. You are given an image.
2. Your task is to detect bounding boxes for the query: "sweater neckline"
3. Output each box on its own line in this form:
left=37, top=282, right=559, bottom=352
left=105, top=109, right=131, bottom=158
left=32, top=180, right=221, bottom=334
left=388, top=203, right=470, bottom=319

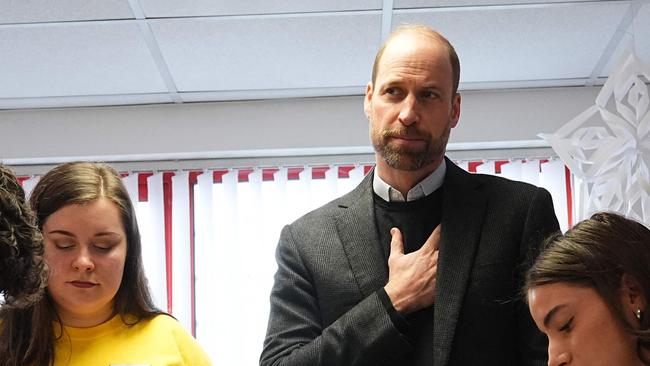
left=54, top=313, right=136, bottom=340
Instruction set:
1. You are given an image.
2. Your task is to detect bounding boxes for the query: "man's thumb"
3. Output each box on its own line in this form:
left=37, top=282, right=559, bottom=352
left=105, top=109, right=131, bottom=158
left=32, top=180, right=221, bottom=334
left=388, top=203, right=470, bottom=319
left=389, top=227, right=405, bottom=257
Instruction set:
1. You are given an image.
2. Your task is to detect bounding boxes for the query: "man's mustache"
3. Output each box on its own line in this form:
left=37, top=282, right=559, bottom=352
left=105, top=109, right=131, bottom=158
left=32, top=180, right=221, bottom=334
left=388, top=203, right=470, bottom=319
left=380, top=128, right=430, bottom=140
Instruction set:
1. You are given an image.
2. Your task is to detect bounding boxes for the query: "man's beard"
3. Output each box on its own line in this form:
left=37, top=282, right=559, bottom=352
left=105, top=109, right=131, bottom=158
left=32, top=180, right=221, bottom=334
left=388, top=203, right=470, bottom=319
left=371, top=122, right=451, bottom=171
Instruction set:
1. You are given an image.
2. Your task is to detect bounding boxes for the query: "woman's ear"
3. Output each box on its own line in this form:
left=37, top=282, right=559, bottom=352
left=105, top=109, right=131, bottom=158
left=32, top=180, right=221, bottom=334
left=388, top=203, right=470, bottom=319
left=620, top=273, right=646, bottom=323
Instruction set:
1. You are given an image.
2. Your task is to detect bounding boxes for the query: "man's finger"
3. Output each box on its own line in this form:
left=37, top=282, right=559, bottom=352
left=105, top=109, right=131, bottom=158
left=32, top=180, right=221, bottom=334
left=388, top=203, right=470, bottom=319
left=389, top=227, right=405, bottom=257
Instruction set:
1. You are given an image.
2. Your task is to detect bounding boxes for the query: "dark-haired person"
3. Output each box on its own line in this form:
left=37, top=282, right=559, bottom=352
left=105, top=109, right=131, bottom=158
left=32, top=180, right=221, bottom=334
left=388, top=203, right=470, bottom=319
left=526, top=212, right=649, bottom=366
left=0, top=164, right=46, bottom=308
left=0, top=162, right=211, bottom=366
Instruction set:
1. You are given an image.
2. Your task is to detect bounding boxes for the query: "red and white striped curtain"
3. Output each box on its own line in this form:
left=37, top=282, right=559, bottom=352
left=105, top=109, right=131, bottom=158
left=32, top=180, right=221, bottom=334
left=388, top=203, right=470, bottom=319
left=192, top=165, right=369, bottom=364
left=15, top=158, right=571, bottom=364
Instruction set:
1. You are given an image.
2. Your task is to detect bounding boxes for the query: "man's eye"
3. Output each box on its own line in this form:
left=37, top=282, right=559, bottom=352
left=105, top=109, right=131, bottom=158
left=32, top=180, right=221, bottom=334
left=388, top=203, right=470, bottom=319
left=385, top=87, right=399, bottom=95
left=420, top=91, right=438, bottom=99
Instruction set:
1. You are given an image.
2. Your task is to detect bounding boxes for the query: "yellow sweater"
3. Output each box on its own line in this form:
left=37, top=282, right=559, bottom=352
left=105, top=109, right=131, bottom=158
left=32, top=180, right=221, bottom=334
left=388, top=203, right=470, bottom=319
left=53, top=314, right=211, bottom=366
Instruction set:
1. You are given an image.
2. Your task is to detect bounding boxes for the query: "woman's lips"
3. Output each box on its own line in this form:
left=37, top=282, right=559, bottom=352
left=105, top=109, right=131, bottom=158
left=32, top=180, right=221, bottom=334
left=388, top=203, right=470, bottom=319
left=69, top=281, right=98, bottom=288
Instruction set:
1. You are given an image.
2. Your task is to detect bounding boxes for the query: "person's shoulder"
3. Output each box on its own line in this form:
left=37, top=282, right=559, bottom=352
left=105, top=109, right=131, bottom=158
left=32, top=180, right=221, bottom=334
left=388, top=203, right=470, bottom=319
left=462, top=173, right=555, bottom=218
left=135, top=315, right=212, bottom=365
left=120, top=313, right=178, bottom=335
left=289, top=180, right=369, bottom=227
left=447, top=160, right=537, bottom=192
left=138, top=315, right=197, bottom=345
left=144, top=313, right=182, bottom=329
left=151, top=316, right=212, bottom=365
left=472, top=172, right=538, bottom=191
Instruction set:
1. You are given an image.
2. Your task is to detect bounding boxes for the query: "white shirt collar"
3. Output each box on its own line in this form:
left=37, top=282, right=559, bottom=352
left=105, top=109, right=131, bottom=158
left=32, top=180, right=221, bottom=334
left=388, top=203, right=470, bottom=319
left=373, top=160, right=446, bottom=202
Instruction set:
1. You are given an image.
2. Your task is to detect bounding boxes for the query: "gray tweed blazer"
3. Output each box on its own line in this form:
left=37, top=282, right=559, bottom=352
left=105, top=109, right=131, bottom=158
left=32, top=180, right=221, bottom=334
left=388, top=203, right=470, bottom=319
left=260, top=157, right=559, bottom=366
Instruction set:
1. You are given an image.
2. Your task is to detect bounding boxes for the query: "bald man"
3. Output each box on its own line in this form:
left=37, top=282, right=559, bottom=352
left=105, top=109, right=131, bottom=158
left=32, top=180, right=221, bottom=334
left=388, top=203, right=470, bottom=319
left=261, top=25, right=558, bottom=366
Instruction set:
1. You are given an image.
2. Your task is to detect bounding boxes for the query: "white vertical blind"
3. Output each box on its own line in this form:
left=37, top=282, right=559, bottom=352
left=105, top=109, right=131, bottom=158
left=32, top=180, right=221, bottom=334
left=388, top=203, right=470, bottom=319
left=121, top=173, right=139, bottom=208
left=171, top=171, right=192, bottom=332
left=193, top=165, right=366, bottom=365
left=142, top=173, right=168, bottom=312
left=500, top=160, right=523, bottom=182
left=193, top=171, right=217, bottom=354
left=573, top=175, right=587, bottom=226
left=540, top=160, right=570, bottom=233
left=521, top=160, right=542, bottom=186
left=122, top=173, right=169, bottom=313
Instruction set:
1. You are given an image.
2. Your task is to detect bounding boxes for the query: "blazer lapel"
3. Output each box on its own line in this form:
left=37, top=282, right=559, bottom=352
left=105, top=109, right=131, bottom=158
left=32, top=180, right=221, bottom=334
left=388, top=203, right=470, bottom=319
left=434, top=159, right=487, bottom=366
left=334, top=171, right=388, bottom=297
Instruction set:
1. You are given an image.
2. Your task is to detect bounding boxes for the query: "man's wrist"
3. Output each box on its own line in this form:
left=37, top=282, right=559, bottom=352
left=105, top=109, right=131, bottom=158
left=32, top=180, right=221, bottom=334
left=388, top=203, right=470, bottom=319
left=384, top=284, right=408, bottom=313
left=377, top=288, right=409, bottom=333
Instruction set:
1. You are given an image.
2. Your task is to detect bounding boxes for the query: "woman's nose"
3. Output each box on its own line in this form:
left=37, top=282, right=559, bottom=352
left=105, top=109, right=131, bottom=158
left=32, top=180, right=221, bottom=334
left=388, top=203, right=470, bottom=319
left=547, top=340, right=571, bottom=366
left=72, top=250, right=95, bottom=272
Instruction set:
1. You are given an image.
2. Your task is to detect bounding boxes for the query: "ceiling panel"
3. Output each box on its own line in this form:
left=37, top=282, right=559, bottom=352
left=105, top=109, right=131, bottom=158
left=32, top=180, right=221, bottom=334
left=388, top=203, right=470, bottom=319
left=0, top=0, right=647, bottom=110
left=139, top=0, right=381, bottom=17
left=150, top=13, right=381, bottom=92
left=598, top=3, right=650, bottom=78
left=395, top=0, right=600, bottom=8
left=0, top=0, right=133, bottom=24
left=0, top=21, right=167, bottom=98
left=393, top=2, right=630, bottom=83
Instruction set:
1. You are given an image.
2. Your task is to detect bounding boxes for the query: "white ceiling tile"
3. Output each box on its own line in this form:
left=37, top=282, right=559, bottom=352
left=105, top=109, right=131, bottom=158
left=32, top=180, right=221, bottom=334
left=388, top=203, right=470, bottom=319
left=601, top=2, right=650, bottom=78
left=0, top=22, right=168, bottom=98
left=150, top=13, right=382, bottom=91
left=599, top=30, right=634, bottom=78
left=395, top=0, right=598, bottom=8
left=0, top=0, right=133, bottom=24
left=140, top=0, right=381, bottom=17
left=393, top=2, right=630, bottom=83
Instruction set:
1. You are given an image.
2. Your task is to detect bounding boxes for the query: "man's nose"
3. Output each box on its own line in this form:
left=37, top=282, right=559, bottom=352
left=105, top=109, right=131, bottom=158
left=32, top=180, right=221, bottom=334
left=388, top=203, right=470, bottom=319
left=398, top=95, right=418, bottom=126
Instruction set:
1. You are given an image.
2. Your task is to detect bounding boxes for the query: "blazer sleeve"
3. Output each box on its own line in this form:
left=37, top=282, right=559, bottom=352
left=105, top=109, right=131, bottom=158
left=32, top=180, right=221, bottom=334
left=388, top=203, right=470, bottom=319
left=516, top=187, right=561, bottom=366
left=260, top=225, right=412, bottom=366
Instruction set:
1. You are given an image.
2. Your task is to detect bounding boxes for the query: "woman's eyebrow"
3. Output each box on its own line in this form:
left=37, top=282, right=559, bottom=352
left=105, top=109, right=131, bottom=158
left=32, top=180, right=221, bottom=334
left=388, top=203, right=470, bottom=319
left=46, top=229, right=75, bottom=237
left=544, top=304, right=568, bottom=328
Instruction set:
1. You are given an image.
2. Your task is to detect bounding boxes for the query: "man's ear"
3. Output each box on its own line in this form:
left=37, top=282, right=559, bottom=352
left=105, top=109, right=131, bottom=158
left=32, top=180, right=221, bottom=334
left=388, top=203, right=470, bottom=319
left=364, top=82, right=374, bottom=120
left=620, top=273, right=646, bottom=316
left=450, top=93, right=461, bottom=128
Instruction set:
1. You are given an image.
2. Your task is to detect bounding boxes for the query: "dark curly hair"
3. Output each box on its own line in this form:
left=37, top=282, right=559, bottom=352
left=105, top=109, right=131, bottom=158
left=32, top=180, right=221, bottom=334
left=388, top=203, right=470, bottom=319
left=0, top=164, right=46, bottom=308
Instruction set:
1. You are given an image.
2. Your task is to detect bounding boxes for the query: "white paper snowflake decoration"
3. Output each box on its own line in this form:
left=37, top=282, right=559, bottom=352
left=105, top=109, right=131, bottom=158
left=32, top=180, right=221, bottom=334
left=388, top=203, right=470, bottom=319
left=540, top=51, right=650, bottom=226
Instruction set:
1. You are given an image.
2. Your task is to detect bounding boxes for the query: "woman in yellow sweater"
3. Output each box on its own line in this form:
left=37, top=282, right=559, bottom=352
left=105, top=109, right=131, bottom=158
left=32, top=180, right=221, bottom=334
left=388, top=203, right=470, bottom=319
left=0, top=162, right=211, bottom=366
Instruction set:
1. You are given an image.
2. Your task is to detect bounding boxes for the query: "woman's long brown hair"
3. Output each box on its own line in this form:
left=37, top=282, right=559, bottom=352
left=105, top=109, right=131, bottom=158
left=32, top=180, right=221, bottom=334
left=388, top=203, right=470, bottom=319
left=0, top=162, right=162, bottom=366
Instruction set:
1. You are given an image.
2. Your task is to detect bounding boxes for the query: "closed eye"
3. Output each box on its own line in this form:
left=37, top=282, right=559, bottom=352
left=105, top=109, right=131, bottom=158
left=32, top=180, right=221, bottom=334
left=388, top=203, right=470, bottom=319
left=51, top=239, right=76, bottom=249
left=55, top=243, right=75, bottom=250
left=93, top=242, right=117, bottom=252
left=559, top=317, right=574, bottom=332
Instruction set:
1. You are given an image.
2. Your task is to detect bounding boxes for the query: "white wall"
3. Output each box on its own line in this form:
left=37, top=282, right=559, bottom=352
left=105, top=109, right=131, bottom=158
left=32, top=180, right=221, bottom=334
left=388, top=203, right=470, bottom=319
left=0, top=86, right=601, bottom=173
